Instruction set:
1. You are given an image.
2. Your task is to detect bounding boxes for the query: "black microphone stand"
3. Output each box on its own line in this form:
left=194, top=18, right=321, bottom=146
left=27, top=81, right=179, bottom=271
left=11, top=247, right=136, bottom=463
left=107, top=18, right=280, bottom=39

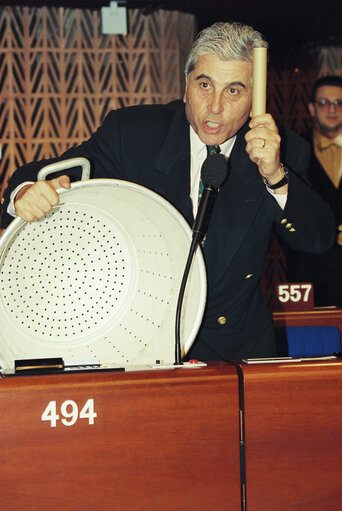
left=174, top=189, right=217, bottom=365
left=174, top=236, right=198, bottom=365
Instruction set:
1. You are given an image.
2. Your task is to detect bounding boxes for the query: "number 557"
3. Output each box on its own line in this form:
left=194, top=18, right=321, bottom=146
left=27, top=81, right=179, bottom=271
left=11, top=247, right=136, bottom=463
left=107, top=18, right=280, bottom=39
left=278, top=283, right=312, bottom=303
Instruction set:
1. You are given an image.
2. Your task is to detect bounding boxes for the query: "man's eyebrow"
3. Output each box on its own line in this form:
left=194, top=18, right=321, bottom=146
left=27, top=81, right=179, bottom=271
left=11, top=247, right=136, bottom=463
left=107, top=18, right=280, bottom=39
left=317, top=96, right=342, bottom=100
left=227, top=81, right=247, bottom=89
left=194, top=73, right=211, bottom=81
left=194, top=74, right=247, bottom=89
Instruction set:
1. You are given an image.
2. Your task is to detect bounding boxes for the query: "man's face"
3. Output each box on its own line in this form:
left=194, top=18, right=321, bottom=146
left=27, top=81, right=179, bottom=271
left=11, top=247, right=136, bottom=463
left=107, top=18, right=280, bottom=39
left=183, top=54, right=253, bottom=145
left=309, top=85, right=342, bottom=136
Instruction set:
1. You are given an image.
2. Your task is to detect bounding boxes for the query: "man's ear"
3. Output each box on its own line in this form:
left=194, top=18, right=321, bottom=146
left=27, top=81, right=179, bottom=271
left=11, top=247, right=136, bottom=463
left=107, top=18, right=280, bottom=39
left=183, top=73, right=189, bottom=103
left=308, top=102, right=315, bottom=117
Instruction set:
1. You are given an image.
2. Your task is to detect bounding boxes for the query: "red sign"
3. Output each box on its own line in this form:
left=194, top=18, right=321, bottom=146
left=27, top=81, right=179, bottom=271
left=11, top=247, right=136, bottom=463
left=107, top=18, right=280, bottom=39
left=275, top=282, right=314, bottom=311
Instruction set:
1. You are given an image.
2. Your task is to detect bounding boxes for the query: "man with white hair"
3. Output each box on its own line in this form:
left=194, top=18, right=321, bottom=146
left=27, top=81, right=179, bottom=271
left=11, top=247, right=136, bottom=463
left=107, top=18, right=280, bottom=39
left=1, top=22, right=335, bottom=360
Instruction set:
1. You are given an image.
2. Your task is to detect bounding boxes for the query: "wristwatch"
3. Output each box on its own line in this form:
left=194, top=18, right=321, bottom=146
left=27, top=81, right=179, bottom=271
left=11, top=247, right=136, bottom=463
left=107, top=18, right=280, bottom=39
left=263, top=164, right=289, bottom=190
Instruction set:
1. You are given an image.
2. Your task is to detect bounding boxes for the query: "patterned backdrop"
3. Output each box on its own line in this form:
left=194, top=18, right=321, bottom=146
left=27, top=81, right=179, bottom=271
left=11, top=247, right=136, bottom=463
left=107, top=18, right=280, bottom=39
left=0, top=6, right=195, bottom=193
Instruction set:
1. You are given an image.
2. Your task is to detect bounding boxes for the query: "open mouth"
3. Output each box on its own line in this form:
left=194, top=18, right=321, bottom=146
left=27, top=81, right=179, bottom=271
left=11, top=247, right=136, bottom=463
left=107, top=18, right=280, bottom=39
left=206, top=120, right=220, bottom=128
left=204, top=120, right=222, bottom=133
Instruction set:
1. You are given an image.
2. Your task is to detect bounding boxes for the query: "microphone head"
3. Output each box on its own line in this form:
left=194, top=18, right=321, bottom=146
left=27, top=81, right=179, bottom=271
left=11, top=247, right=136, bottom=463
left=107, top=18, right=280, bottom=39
left=201, top=153, right=228, bottom=189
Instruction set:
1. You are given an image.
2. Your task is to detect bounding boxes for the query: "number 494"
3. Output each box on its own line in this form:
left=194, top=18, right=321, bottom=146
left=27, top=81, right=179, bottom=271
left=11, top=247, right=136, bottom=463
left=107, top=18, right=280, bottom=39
left=41, top=399, right=97, bottom=427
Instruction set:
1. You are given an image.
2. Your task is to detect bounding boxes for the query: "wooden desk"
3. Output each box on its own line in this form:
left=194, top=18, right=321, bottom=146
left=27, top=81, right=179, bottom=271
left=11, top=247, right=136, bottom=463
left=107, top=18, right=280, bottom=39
left=241, top=359, right=342, bottom=511
left=0, top=364, right=241, bottom=511
left=2, top=359, right=342, bottom=510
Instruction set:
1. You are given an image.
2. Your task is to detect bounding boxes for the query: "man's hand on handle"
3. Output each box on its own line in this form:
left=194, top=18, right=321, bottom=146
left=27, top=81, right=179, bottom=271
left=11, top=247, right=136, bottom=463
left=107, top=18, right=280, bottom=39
left=14, top=175, right=71, bottom=222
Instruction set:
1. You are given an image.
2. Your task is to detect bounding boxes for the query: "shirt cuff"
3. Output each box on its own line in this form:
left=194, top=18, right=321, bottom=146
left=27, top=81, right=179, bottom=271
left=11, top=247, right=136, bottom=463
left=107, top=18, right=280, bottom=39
left=266, top=186, right=287, bottom=209
left=7, top=181, right=34, bottom=217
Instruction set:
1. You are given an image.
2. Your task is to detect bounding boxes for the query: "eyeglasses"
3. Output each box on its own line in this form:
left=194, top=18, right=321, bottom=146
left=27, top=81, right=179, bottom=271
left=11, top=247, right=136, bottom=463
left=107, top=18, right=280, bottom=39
left=315, top=98, right=342, bottom=109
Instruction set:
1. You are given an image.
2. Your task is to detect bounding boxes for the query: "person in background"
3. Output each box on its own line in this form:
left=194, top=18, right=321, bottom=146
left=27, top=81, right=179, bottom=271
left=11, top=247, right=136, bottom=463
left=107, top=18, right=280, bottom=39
left=0, top=22, right=335, bottom=360
left=286, top=75, right=342, bottom=306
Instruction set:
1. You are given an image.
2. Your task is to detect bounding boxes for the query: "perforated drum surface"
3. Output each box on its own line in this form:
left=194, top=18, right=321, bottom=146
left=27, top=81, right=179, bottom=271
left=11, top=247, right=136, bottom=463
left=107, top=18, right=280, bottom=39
left=1, top=205, right=135, bottom=340
left=0, top=179, right=206, bottom=369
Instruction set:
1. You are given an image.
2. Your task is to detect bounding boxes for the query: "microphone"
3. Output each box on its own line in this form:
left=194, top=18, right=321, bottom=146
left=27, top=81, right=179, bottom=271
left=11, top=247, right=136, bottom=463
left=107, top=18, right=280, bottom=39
left=193, top=153, right=228, bottom=244
left=174, top=153, right=228, bottom=365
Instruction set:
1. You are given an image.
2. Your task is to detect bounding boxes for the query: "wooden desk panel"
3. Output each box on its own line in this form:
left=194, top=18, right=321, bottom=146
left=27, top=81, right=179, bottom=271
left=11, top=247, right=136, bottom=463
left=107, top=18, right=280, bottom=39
left=273, top=308, right=342, bottom=334
left=242, top=360, right=342, bottom=511
left=0, top=364, right=240, bottom=511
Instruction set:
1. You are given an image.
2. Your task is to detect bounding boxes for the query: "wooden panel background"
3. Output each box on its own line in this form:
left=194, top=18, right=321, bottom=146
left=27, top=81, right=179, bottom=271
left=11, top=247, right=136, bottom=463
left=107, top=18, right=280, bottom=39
left=0, top=6, right=195, bottom=194
left=0, top=5, right=334, bottom=306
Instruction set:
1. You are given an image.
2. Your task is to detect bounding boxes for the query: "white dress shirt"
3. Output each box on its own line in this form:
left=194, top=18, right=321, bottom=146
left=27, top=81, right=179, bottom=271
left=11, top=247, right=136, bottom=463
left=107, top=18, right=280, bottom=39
left=190, top=126, right=236, bottom=217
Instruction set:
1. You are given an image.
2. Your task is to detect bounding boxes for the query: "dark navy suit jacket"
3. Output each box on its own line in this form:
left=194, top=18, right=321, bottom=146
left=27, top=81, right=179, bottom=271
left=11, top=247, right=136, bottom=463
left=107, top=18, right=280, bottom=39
left=1, top=101, right=335, bottom=359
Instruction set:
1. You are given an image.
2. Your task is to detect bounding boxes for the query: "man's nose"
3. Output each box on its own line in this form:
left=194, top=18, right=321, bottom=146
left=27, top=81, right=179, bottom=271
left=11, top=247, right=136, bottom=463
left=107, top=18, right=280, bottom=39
left=210, top=91, right=224, bottom=114
left=328, top=101, right=337, bottom=112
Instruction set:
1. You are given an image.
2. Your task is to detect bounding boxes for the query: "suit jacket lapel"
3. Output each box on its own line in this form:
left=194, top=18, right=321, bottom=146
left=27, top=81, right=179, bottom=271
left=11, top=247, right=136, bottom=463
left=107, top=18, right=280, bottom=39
left=143, top=104, right=193, bottom=224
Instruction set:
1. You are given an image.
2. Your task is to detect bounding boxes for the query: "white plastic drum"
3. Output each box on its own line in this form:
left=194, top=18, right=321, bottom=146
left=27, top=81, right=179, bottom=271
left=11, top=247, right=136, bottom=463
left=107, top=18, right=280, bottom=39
left=0, top=175, right=206, bottom=369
